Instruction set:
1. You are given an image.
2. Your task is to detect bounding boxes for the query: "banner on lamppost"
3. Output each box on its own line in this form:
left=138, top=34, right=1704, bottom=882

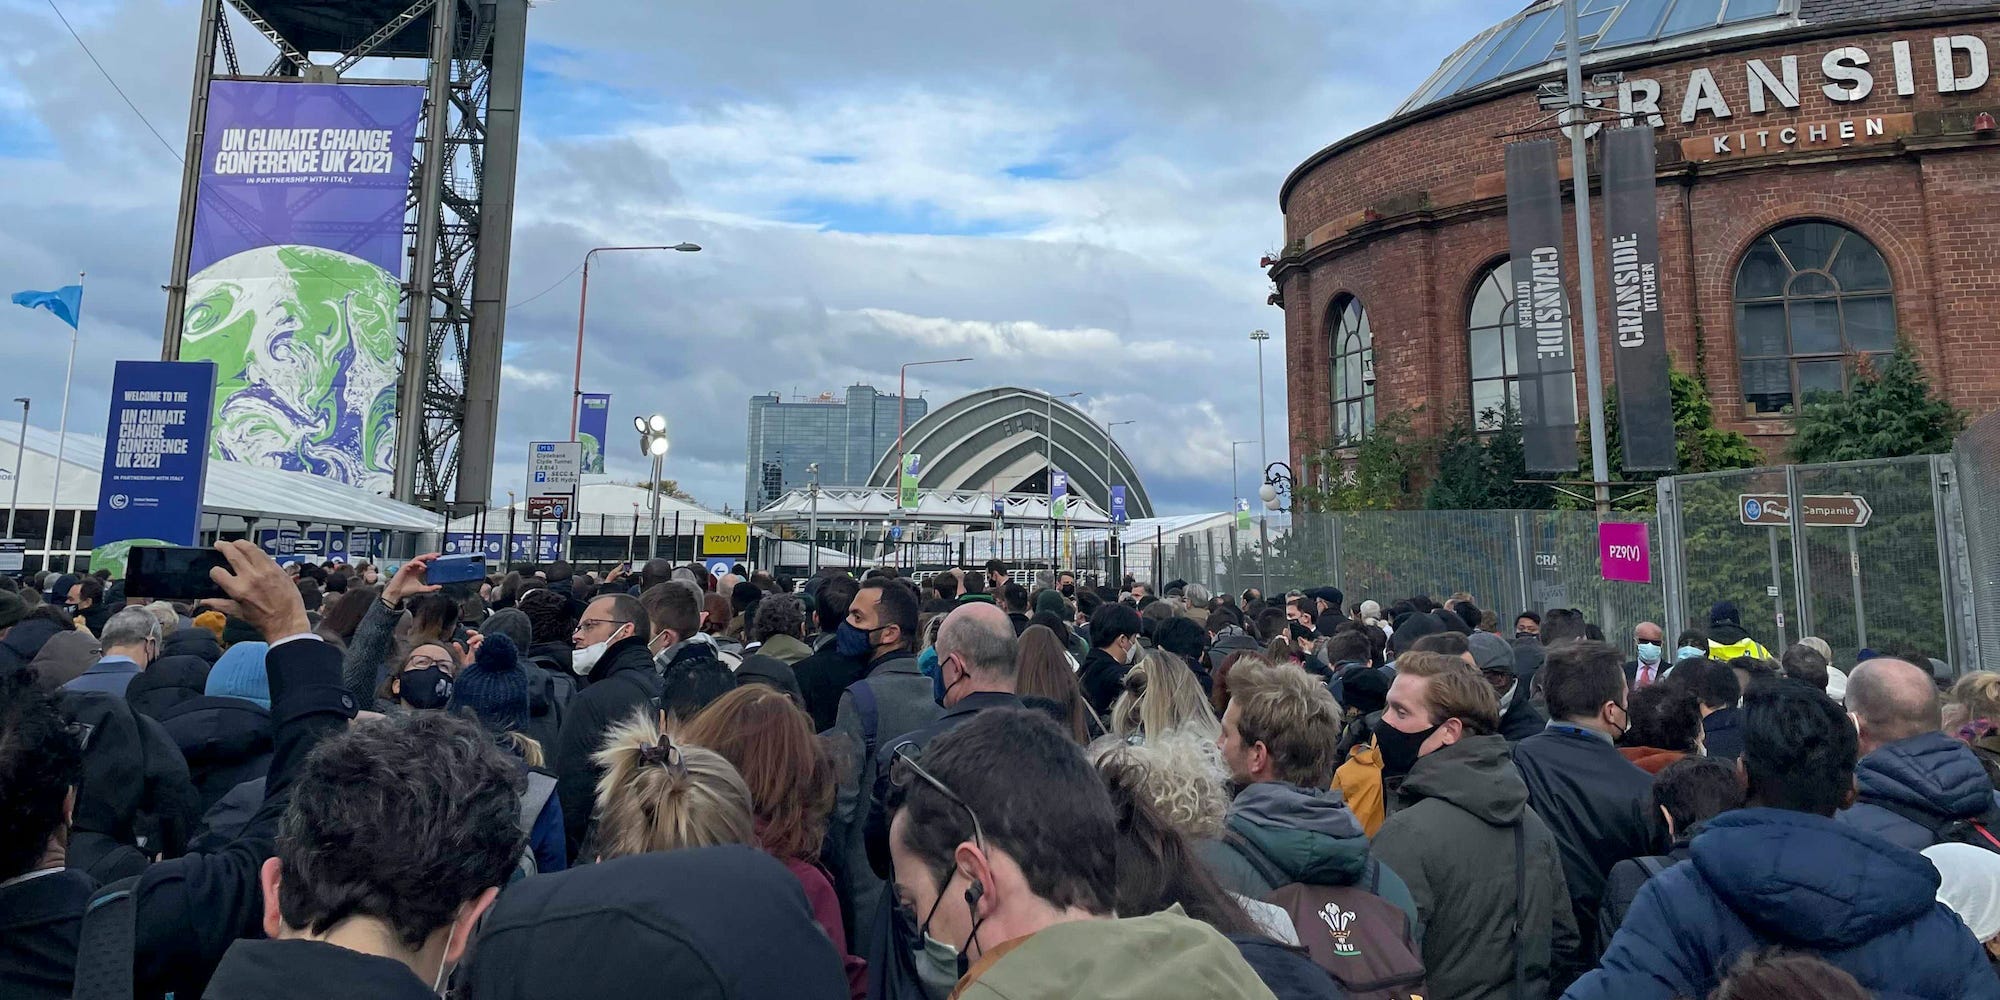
left=1235, top=498, right=1252, bottom=532
left=1601, top=125, right=1677, bottom=472
left=1050, top=470, right=1068, bottom=520
left=92, top=361, right=217, bottom=577
left=178, top=80, right=425, bottom=493
left=1505, top=139, right=1580, bottom=475
left=577, top=393, right=611, bottom=474
left=900, top=453, right=922, bottom=510
left=1110, top=485, right=1128, bottom=524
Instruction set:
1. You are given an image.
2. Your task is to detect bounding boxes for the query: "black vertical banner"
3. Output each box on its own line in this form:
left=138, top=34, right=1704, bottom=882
left=1505, top=139, right=1579, bottom=475
left=1602, top=125, right=1676, bottom=472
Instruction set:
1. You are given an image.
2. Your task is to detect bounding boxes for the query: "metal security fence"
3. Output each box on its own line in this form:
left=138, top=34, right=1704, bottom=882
left=1656, top=455, right=1978, bottom=674
left=1153, top=510, right=1666, bottom=658
left=1954, top=410, right=2000, bottom=672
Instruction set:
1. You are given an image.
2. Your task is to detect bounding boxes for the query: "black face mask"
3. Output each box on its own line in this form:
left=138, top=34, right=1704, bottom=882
left=1060, top=584, right=1075, bottom=598
left=399, top=666, right=454, bottom=709
left=1372, top=714, right=1439, bottom=780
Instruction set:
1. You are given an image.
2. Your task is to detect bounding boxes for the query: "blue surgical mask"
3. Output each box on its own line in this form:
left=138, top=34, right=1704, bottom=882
left=835, top=620, right=877, bottom=658
left=1636, top=641, right=1662, bottom=664
left=919, top=646, right=943, bottom=703
left=1676, top=645, right=1705, bottom=662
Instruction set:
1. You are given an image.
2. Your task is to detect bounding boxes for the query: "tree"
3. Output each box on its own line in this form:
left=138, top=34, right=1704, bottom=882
left=1294, top=410, right=1427, bottom=513
left=620, top=478, right=698, bottom=503
left=1790, top=346, right=1965, bottom=464
left=1424, top=404, right=1552, bottom=510
left=1556, top=368, right=1762, bottom=512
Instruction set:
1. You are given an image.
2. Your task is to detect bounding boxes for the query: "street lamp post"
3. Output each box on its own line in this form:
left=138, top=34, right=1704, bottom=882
left=635, top=414, right=669, bottom=560
left=1045, top=391, right=1083, bottom=571
left=807, top=462, right=822, bottom=577
left=571, top=243, right=701, bottom=439
left=1250, top=329, right=1273, bottom=596
left=1230, top=439, right=1254, bottom=597
left=7, top=397, right=26, bottom=540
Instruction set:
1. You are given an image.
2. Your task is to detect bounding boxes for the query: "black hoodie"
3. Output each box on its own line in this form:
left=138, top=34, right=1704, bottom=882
left=463, top=846, right=847, bottom=1000
left=157, top=695, right=274, bottom=816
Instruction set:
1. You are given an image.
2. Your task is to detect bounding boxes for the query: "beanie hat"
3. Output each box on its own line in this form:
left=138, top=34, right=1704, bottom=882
left=0, top=590, right=25, bottom=631
left=1390, top=612, right=1446, bottom=655
left=1033, top=588, right=1071, bottom=618
left=221, top=616, right=262, bottom=650
left=1340, top=666, right=1390, bottom=717
left=1709, top=601, right=1741, bottom=628
left=448, top=632, right=530, bottom=736
left=483, top=607, right=533, bottom=653
left=206, top=641, right=272, bottom=709
left=192, top=610, right=226, bottom=642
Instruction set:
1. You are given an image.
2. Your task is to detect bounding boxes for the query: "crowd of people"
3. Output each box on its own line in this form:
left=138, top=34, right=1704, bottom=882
left=3, top=549, right=2000, bottom=999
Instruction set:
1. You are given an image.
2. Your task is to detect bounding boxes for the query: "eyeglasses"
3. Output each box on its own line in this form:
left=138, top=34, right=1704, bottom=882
left=573, top=618, right=630, bottom=634
left=406, top=654, right=456, bottom=671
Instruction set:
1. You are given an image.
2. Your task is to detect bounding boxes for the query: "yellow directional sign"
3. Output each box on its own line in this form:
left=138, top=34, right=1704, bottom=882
left=702, top=523, right=748, bottom=556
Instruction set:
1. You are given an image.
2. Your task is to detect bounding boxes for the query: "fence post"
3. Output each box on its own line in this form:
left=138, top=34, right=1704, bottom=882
left=1935, top=454, right=1980, bottom=673
left=1329, top=514, right=1344, bottom=595
left=1784, top=464, right=1815, bottom=641
left=1656, top=477, right=1684, bottom=635
left=1512, top=512, right=1531, bottom=615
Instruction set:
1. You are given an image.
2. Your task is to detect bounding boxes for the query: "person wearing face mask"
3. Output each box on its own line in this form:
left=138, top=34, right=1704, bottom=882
left=202, top=711, right=525, bottom=1000
left=1623, top=622, right=1666, bottom=690
left=1510, top=640, right=1660, bottom=970
left=826, top=578, right=938, bottom=954
left=1205, top=657, right=1421, bottom=945
left=382, top=643, right=459, bottom=711
left=1369, top=654, right=1580, bottom=1000
left=1079, top=601, right=1143, bottom=718
left=58, top=608, right=162, bottom=697
left=550, top=592, right=660, bottom=860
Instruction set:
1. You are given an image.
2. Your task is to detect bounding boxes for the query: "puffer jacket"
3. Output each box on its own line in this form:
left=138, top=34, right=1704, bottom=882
left=1564, top=807, right=2000, bottom=1000
left=1197, top=782, right=1421, bottom=936
left=156, top=695, right=274, bottom=817
left=126, top=654, right=212, bottom=720
left=0, top=616, right=65, bottom=673
left=1373, top=735, right=1580, bottom=1000
left=1840, top=731, right=1999, bottom=851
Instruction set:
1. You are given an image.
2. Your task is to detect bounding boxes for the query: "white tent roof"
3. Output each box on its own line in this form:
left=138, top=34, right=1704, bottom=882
left=747, top=486, right=1113, bottom=527
left=0, top=420, right=442, bottom=532
left=450, top=482, right=743, bottom=532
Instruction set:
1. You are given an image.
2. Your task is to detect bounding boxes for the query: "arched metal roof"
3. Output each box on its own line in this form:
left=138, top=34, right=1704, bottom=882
left=1397, top=0, right=1797, bottom=117
left=863, top=387, right=1156, bottom=520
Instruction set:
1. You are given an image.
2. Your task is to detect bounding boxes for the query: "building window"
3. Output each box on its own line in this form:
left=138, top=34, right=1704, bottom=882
left=1734, top=221, right=1896, bottom=416
left=1468, top=259, right=1573, bottom=429
left=1328, top=296, right=1375, bottom=442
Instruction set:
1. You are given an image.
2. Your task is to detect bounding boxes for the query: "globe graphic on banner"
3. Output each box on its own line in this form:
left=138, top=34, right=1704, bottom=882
left=181, top=245, right=400, bottom=491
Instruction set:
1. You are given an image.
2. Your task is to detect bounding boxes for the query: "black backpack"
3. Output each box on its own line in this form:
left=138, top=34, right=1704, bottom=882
left=1875, top=797, right=2000, bottom=855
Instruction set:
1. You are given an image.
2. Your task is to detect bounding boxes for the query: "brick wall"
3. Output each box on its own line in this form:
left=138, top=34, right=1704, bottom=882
left=1279, top=15, right=2000, bottom=471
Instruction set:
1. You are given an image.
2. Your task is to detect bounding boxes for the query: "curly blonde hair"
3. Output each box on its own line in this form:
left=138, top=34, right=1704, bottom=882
left=591, top=709, right=755, bottom=860
left=1110, top=649, right=1219, bottom=742
left=1090, top=730, right=1231, bottom=841
left=1948, top=672, right=2000, bottom=728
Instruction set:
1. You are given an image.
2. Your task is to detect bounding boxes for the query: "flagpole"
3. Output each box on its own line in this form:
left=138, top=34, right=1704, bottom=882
left=42, top=272, right=80, bottom=573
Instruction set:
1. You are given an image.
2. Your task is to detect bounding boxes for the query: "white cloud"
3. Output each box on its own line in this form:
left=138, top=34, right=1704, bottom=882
left=500, top=364, right=560, bottom=389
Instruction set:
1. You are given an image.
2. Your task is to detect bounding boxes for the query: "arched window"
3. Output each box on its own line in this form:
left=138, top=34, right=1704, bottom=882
left=1467, top=259, right=1573, bottom=430
left=1328, top=296, right=1374, bottom=442
left=1735, top=221, right=1895, bottom=416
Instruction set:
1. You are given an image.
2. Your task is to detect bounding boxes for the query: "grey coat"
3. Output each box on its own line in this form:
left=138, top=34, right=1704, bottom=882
left=825, top=650, right=939, bottom=950
left=1371, top=734, right=1582, bottom=1000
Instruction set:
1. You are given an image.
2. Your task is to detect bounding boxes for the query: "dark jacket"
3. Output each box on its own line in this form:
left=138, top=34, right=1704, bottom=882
left=1006, top=611, right=1032, bottom=635
left=462, top=845, right=848, bottom=1000
left=0, top=868, right=97, bottom=1000
left=1373, top=735, right=1581, bottom=1000
left=0, top=637, right=356, bottom=1000
left=78, top=601, right=112, bottom=638
left=157, top=696, right=274, bottom=818
left=203, top=938, right=436, bottom=1000
left=126, top=654, right=213, bottom=720
left=865, top=691, right=1022, bottom=880
left=827, top=648, right=938, bottom=953
left=1207, top=629, right=1261, bottom=674
left=1597, top=833, right=1696, bottom=946
left=1198, top=782, right=1421, bottom=934
left=1840, top=731, right=1999, bottom=851
left=0, top=616, right=65, bottom=674
left=161, top=627, right=223, bottom=665
left=734, top=651, right=805, bottom=704
left=1078, top=645, right=1128, bottom=718
left=1564, top=808, right=2000, bottom=1000
left=1498, top=681, right=1546, bottom=742
left=795, top=645, right=868, bottom=733
left=1511, top=636, right=1546, bottom=687
left=552, top=635, right=661, bottom=858
left=1701, top=706, right=1745, bottom=762
left=1512, top=724, right=1659, bottom=961
left=339, top=598, right=401, bottom=710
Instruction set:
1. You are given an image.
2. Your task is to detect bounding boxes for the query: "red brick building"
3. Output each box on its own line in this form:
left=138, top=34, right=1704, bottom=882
left=1274, top=0, right=2000, bottom=474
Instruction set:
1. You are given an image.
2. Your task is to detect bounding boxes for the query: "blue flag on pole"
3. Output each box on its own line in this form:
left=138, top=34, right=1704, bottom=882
left=11, top=286, right=83, bottom=329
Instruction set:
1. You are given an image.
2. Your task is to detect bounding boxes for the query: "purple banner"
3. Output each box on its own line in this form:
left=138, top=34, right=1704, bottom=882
left=179, top=81, right=424, bottom=493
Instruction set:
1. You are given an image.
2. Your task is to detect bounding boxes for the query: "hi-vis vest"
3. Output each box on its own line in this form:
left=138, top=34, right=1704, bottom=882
left=1709, top=636, right=1773, bottom=662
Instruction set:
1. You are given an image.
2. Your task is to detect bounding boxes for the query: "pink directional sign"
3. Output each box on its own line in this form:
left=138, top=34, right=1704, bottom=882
left=1599, top=522, right=1651, bottom=583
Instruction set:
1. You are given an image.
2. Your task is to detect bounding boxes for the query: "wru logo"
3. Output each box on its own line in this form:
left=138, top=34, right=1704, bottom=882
left=1317, top=901, right=1360, bottom=957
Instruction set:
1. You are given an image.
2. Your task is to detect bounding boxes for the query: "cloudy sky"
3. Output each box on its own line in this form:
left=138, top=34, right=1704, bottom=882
left=0, top=0, right=1500, bottom=515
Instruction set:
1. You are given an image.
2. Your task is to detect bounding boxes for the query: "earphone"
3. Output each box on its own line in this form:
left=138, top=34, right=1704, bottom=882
left=964, top=879, right=985, bottom=910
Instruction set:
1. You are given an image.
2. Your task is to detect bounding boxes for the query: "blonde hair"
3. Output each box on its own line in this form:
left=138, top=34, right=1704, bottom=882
left=1110, top=650, right=1219, bottom=742
left=500, top=731, right=545, bottom=769
left=1090, top=730, right=1231, bottom=840
left=591, top=710, right=755, bottom=860
left=141, top=601, right=180, bottom=636
left=1949, top=673, right=2000, bottom=727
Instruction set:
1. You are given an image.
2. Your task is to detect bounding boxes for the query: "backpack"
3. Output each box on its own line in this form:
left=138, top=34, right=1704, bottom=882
left=59, top=690, right=199, bottom=864
left=1222, top=830, right=1427, bottom=1000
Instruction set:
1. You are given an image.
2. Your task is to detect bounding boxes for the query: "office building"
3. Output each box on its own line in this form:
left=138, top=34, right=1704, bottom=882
left=744, top=385, right=927, bottom=512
